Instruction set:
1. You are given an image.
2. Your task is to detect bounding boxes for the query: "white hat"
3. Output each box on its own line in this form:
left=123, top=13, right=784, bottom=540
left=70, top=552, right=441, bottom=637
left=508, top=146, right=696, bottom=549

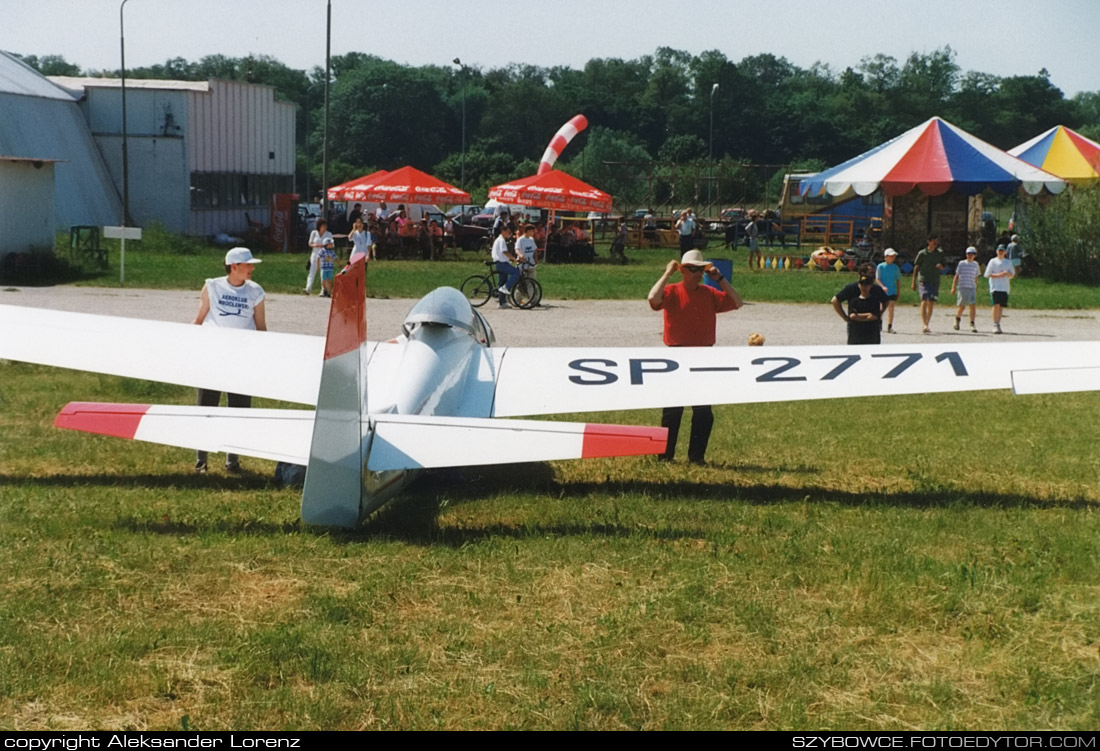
left=225, top=247, right=262, bottom=265
left=965, top=246, right=977, bottom=255
left=680, top=249, right=708, bottom=267
left=883, top=248, right=897, bottom=257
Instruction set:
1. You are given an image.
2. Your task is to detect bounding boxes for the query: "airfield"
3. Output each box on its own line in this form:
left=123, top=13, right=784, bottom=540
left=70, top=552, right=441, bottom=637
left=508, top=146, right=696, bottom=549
left=2, top=286, right=1099, bottom=730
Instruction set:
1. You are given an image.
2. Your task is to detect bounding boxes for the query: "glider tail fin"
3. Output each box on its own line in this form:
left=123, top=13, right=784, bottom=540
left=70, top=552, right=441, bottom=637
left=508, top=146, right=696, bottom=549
left=300, top=256, right=369, bottom=527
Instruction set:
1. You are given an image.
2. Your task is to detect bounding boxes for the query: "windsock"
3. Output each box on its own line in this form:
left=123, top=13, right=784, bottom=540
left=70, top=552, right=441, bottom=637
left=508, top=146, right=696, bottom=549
left=538, top=115, right=589, bottom=174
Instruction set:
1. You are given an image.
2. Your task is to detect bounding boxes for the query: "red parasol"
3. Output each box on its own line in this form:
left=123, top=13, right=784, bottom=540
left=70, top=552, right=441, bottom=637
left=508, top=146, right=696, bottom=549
left=327, top=170, right=389, bottom=202
left=488, top=169, right=612, bottom=213
left=344, top=165, right=470, bottom=204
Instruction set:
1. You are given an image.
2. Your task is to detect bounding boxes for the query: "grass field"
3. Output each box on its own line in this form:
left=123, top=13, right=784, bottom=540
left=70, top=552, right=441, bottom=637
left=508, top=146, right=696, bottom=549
left=2, top=361, right=1099, bottom=730
left=61, top=237, right=1100, bottom=309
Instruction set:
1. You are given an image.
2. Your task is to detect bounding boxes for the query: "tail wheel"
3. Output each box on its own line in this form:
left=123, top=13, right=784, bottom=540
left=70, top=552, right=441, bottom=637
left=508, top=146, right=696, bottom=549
left=511, top=277, right=542, bottom=309
left=460, top=275, right=493, bottom=308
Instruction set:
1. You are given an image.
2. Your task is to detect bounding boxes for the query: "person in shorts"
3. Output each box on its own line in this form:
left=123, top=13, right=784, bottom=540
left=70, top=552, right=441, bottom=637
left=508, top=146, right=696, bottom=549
left=318, top=243, right=337, bottom=298
left=951, top=246, right=980, bottom=332
left=984, top=244, right=1015, bottom=334
left=875, top=248, right=901, bottom=333
left=911, top=234, right=946, bottom=334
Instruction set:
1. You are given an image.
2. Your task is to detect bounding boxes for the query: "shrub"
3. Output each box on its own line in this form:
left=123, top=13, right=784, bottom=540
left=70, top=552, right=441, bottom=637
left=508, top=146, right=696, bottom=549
left=1021, top=184, right=1100, bottom=285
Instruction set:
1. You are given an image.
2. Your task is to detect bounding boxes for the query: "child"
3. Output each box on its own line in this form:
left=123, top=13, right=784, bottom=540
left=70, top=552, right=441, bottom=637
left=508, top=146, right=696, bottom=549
left=318, top=244, right=337, bottom=298
left=875, top=248, right=901, bottom=333
left=951, top=246, right=980, bottom=332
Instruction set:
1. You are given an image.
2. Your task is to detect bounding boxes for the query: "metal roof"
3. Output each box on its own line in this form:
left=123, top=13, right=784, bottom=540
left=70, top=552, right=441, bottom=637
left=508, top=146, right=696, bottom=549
left=0, top=50, right=78, bottom=101
left=49, top=76, right=212, bottom=96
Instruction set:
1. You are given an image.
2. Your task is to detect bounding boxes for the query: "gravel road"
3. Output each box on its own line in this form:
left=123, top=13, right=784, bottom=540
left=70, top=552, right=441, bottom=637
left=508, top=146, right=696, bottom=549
left=2, top=285, right=1096, bottom=347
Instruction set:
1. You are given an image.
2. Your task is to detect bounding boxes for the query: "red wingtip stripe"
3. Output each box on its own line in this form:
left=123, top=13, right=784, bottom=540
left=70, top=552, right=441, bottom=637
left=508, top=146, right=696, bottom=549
left=581, top=424, right=669, bottom=459
left=55, top=402, right=151, bottom=439
left=323, top=255, right=367, bottom=360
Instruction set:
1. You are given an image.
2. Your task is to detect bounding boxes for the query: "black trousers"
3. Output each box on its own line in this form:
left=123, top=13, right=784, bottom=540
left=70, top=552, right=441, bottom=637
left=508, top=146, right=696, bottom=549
left=660, top=405, right=714, bottom=463
left=195, top=389, right=251, bottom=466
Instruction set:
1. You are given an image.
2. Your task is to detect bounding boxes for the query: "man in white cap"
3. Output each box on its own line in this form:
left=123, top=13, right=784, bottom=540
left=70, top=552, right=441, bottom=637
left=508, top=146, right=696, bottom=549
left=190, top=247, right=266, bottom=473
left=647, top=249, right=743, bottom=464
left=951, top=246, right=980, bottom=332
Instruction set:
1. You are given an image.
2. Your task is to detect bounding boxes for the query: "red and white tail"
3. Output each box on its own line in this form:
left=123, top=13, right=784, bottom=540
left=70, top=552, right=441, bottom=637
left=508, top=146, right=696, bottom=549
left=300, top=256, right=369, bottom=527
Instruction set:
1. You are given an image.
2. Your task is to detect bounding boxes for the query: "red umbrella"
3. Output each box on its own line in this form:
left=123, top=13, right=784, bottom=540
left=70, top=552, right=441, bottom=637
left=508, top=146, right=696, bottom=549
left=489, top=170, right=612, bottom=213
left=345, top=165, right=470, bottom=204
left=327, top=170, right=389, bottom=202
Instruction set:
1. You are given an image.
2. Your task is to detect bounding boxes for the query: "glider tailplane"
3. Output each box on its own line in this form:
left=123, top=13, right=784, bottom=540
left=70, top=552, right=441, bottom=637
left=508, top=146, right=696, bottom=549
left=368, top=414, right=668, bottom=471
left=300, top=257, right=369, bottom=528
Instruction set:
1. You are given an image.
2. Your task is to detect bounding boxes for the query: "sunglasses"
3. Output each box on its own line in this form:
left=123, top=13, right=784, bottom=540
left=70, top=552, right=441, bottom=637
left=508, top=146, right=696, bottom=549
left=682, top=265, right=706, bottom=273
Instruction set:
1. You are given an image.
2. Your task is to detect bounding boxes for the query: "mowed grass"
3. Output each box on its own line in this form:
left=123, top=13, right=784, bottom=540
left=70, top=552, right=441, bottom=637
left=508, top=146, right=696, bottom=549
left=69, top=240, right=1100, bottom=309
left=2, top=361, right=1100, bottom=730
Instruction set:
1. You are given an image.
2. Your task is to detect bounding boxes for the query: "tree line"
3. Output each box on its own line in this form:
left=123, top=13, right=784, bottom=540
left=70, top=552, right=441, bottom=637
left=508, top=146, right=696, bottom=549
left=18, top=47, right=1100, bottom=208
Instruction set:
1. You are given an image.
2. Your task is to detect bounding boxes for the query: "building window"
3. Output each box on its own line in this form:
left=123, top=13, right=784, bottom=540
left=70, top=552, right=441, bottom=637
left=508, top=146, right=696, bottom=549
left=190, top=173, right=293, bottom=209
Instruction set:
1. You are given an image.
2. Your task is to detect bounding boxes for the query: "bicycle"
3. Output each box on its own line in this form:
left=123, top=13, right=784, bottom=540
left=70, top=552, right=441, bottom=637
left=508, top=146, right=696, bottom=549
left=461, top=261, right=542, bottom=309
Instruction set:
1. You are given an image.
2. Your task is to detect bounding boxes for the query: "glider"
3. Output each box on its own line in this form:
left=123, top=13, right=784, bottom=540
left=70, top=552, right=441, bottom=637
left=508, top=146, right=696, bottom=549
left=1, top=255, right=1098, bottom=528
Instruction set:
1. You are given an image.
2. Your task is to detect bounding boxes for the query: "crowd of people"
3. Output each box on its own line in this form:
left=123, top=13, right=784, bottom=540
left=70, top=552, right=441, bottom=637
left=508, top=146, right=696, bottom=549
left=828, top=234, right=1017, bottom=342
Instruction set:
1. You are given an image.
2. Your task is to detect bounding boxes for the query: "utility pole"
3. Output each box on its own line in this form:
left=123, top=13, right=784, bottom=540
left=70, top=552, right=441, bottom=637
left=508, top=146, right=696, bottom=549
left=708, top=82, right=719, bottom=208
left=453, top=58, right=466, bottom=191
left=322, top=0, right=331, bottom=214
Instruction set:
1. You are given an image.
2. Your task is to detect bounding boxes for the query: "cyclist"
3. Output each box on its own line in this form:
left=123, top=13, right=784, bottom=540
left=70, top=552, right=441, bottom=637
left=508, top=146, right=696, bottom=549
left=491, top=225, right=520, bottom=308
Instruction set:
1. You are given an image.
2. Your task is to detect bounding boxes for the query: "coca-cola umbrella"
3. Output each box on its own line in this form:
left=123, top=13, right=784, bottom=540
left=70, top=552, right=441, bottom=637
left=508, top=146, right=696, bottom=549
left=326, top=170, right=389, bottom=202
left=489, top=169, right=613, bottom=214
left=344, top=165, right=470, bottom=205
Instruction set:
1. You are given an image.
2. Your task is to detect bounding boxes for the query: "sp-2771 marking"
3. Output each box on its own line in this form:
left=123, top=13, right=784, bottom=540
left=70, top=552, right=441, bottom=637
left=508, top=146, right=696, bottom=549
left=567, top=352, right=969, bottom=385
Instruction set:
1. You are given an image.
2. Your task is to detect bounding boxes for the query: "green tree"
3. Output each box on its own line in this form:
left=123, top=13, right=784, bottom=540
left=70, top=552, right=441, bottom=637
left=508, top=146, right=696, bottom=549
left=15, top=54, right=81, bottom=76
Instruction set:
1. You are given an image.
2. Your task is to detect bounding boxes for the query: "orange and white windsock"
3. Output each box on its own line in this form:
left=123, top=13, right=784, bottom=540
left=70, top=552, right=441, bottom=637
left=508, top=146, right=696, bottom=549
left=537, top=114, right=588, bottom=174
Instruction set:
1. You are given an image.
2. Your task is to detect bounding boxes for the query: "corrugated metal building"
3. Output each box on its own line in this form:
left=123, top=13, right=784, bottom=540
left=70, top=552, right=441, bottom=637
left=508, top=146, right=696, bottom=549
left=51, top=76, right=296, bottom=236
left=0, top=51, right=122, bottom=244
left=0, top=157, right=58, bottom=258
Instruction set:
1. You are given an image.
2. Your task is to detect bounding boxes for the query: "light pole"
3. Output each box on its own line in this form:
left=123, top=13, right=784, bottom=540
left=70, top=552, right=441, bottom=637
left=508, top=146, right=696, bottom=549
left=322, top=0, right=331, bottom=216
left=708, top=82, right=719, bottom=207
left=119, top=0, right=132, bottom=227
left=453, top=57, right=466, bottom=191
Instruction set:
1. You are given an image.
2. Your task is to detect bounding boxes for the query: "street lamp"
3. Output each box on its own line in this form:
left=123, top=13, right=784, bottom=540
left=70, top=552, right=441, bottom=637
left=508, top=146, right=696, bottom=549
left=322, top=0, right=331, bottom=216
left=119, top=0, right=132, bottom=226
left=453, top=57, right=466, bottom=191
left=708, top=82, right=719, bottom=206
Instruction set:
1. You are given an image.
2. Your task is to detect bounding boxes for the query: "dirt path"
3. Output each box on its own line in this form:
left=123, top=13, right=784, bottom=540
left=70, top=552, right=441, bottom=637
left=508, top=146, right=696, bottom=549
left=2, top=285, right=1096, bottom=346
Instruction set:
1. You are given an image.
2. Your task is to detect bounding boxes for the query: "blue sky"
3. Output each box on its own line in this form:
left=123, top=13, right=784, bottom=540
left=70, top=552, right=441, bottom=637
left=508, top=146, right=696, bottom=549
left=5, top=0, right=1099, bottom=95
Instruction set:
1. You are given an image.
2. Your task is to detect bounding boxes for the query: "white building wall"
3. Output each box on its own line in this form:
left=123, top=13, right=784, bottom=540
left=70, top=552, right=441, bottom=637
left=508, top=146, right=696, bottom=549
left=0, top=160, right=56, bottom=257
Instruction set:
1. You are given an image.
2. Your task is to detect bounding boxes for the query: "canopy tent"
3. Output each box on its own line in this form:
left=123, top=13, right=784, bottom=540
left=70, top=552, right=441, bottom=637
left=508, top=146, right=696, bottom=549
left=800, top=117, right=1066, bottom=198
left=1008, top=125, right=1100, bottom=184
left=489, top=169, right=613, bottom=214
left=327, top=170, right=389, bottom=202
left=343, top=165, right=469, bottom=205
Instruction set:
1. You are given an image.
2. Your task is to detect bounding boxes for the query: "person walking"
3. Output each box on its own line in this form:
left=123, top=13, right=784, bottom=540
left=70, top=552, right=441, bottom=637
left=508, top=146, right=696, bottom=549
left=911, top=234, right=946, bottom=333
left=191, top=247, right=266, bottom=473
left=951, top=246, right=980, bottom=332
left=985, top=244, right=1015, bottom=334
left=875, top=248, right=902, bottom=333
left=304, top=218, right=334, bottom=295
left=647, top=249, right=743, bottom=464
left=675, top=209, right=696, bottom=255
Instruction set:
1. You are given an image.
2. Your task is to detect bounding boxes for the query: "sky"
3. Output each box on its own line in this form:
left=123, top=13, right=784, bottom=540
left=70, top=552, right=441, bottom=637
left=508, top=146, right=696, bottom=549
left=3, top=0, right=1099, bottom=96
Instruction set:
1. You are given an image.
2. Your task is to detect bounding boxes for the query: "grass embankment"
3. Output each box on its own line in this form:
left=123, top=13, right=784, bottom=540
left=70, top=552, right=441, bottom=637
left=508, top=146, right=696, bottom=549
left=2, top=362, right=1099, bottom=729
left=66, top=235, right=1100, bottom=309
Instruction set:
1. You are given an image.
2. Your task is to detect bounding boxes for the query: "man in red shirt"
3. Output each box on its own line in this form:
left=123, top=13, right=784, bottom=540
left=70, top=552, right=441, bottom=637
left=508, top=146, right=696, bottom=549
left=647, top=250, right=743, bottom=464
